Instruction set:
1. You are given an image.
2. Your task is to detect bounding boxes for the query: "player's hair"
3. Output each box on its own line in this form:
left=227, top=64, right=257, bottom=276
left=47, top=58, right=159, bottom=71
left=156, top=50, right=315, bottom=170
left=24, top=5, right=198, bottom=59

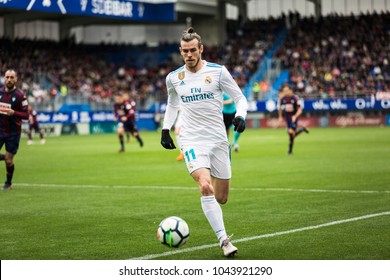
left=5, top=68, right=17, bottom=76
left=279, top=83, right=292, bottom=92
left=180, top=27, right=202, bottom=47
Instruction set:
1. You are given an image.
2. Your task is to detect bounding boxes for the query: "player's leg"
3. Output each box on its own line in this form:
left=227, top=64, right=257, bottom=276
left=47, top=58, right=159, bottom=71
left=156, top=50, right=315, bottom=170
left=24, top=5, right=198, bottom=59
left=223, top=113, right=234, bottom=140
left=174, top=127, right=184, bottom=161
left=288, top=128, right=295, bottom=155
left=132, top=131, right=143, bottom=147
left=27, top=126, right=33, bottom=145
left=0, top=137, right=5, bottom=162
left=117, top=123, right=125, bottom=152
left=212, top=176, right=237, bottom=256
left=129, top=123, right=143, bottom=147
left=209, top=142, right=237, bottom=256
left=2, top=135, right=20, bottom=190
left=295, top=126, right=309, bottom=137
left=3, top=151, right=15, bottom=189
left=192, top=168, right=229, bottom=246
left=36, top=126, right=45, bottom=144
left=125, top=127, right=131, bottom=142
left=184, top=142, right=236, bottom=256
left=212, top=177, right=230, bottom=204
left=292, top=118, right=308, bottom=138
left=287, top=118, right=296, bottom=154
left=232, top=131, right=241, bottom=152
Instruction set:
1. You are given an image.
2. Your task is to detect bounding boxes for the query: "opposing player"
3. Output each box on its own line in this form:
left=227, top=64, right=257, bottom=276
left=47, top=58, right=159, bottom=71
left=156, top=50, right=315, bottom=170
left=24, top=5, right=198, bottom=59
left=113, top=93, right=143, bottom=153
left=160, top=27, right=248, bottom=257
left=223, top=92, right=241, bottom=152
left=0, top=69, right=29, bottom=190
left=27, top=104, right=45, bottom=145
left=122, top=92, right=132, bottom=142
left=278, top=84, right=309, bottom=155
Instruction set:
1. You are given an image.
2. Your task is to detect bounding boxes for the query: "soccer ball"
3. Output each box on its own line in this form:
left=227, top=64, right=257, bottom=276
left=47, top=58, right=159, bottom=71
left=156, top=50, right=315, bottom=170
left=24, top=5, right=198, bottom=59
left=157, top=216, right=190, bottom=248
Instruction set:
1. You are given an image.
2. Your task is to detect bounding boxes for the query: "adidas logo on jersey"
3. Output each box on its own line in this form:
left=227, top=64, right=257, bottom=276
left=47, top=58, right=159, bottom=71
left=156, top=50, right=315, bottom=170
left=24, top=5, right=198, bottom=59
left=180, top=81, right=185, bottom=86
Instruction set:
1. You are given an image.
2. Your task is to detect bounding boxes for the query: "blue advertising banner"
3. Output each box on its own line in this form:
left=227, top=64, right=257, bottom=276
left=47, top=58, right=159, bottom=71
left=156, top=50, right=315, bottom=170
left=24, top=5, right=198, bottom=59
left=257, top=98, right=390, bottom=112
left=386, top=115, right=390, bottom=126
left=158, top=98, right=390, bottom=113
left=35, top=110, right=157, bottom=130
left=37, top=111, right=119, bottom=123
left=0, top=0, right=176, bottom=22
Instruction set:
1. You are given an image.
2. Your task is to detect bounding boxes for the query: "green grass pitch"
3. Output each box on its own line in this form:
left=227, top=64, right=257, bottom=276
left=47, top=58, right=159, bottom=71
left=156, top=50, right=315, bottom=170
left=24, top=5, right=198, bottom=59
left=0, top=127, right=389, bottom=260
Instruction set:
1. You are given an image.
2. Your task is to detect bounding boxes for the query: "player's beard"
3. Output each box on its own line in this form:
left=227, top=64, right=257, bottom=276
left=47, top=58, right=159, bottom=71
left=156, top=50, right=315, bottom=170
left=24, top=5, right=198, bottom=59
left=6, top=81, right=15, bottom=92
left=186, top=56, right=201, bottom=71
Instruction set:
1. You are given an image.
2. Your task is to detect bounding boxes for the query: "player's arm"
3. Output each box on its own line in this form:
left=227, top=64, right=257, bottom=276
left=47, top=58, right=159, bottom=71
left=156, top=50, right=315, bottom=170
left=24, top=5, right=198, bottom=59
left=223, top=93, right=234, bottom=105
left=161, top=75, right=179, bottom=149
left=5, top=94, right=29, bottom=119
left=220, top=67, right=247, bottom=118
left=121, top=103, right=134, bottom=121
left=220, top=67, right=247, bottom=132
left=113, top=105, right=119, bottom=121
left=162, top=76, right=180, bottom=130
left=278, top=99, right=283, bottom=123
left=28, top=110, right=37, bottom=124
left=292, top=104, right=302, bottom=122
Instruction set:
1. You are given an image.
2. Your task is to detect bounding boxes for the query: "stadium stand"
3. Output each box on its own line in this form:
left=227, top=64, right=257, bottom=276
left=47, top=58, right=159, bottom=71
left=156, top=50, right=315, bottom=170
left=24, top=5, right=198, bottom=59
left=0, top=38, right=180, bottom=111
left=0, top=17, right=280, bottom=111
left=274, top=11, right=390, bottom=100
left=0, top=11, right=389, bottom=112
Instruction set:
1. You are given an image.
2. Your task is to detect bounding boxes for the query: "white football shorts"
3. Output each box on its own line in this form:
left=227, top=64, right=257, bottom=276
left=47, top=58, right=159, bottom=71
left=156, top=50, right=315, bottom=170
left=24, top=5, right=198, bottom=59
left=181, top=141, right=231, bottom=179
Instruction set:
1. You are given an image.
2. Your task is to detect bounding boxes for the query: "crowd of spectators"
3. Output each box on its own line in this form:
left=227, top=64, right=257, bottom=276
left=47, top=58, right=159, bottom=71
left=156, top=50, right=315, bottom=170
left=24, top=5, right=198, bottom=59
left=0, top=38, right=180, bottom=111
left=275, top=11, right=390, bottom=99
left=1, top=11, right=388, bottom=112
left=220, top=16, right=283, bottom=90
left=0, top=16, right=282, bottom=111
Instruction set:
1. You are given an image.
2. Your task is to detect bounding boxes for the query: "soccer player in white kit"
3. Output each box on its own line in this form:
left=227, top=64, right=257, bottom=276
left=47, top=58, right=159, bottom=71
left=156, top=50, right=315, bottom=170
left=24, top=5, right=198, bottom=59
left=161, top=27, right=248, bottom=257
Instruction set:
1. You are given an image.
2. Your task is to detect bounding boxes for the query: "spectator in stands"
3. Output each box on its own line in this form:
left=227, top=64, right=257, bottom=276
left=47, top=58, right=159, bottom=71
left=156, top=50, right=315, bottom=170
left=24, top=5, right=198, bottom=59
left=1, top=11, right=387, bottom=109
left=276, top=11, right=390, bottom=99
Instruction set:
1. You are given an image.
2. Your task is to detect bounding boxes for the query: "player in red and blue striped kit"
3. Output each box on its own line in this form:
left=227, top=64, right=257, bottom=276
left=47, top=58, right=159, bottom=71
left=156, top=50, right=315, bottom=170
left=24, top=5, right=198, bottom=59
left=278, top=84, right=309, bottom=155
left=27, top=104, right=46, bottom=145
left=0, top=69, right=29, bottom=190
left=113, top=93, right=143, bottom=152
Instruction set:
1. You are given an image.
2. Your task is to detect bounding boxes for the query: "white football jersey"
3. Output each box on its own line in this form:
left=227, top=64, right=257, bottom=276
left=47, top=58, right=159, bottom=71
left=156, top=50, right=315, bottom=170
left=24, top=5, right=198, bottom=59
left=163, top=61, right=248, bottom=144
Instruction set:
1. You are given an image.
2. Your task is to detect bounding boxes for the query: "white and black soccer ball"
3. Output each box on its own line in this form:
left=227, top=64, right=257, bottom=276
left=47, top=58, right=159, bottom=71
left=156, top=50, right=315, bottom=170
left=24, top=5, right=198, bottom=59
left=157, top=216, right=190, bottom=248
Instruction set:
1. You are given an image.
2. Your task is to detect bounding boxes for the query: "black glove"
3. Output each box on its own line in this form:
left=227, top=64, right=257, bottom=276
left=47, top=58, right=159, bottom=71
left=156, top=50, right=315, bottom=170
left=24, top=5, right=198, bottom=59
left=232, top=116, right=246, bottom=133
left=161, top=129, right=176, bottom=149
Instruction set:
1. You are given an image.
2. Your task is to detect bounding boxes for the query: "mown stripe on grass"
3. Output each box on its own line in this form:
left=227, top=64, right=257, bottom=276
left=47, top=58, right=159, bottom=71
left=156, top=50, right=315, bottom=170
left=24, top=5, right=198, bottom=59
left=130, top=211, right=390, bottom=260
left=15, top=183, right=390, bottom=194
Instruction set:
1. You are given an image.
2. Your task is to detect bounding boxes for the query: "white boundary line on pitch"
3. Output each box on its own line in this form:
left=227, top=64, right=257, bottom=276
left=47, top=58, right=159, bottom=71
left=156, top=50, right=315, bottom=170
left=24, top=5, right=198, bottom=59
left=130, top=211, right=390, bottom=260
left=14, top=183, right=390, bottom=194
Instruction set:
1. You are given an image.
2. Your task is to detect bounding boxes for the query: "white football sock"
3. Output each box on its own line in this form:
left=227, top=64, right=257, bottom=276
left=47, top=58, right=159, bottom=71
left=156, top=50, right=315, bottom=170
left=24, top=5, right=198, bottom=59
left=201, top=195, right=227, bottom=246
